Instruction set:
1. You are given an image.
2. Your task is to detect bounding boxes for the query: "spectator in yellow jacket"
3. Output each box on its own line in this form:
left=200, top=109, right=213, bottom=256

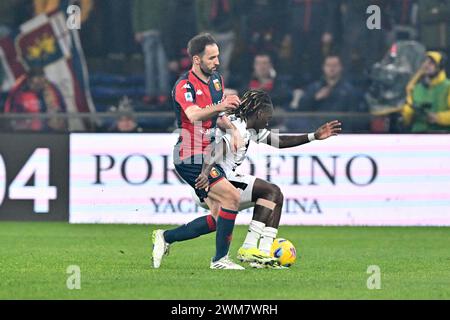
left=402, top=51, right=450, bottom=132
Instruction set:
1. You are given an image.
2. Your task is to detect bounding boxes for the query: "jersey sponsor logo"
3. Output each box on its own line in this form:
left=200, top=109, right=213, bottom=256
left=213, top=79, right=222, bottom=91
left=210, top=168, right=220, bottom=178
left=196, top=89, right=203, bottom=96
left=184, top=92, right=193, bottom=102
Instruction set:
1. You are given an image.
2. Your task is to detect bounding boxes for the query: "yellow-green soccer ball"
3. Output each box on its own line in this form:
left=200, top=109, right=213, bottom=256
left=270, top=238, right=297, bottom=267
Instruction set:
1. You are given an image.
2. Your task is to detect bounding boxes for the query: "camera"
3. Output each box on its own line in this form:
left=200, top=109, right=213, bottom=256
left=412, top=102, right=432, bottom=117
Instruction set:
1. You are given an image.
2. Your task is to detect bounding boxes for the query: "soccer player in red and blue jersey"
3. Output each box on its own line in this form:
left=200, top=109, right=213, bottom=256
left=152, top=33, right=245, bottom=269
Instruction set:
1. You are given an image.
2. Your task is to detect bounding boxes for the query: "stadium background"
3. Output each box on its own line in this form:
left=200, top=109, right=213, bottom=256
left=0, top=1, right=449, bottom=300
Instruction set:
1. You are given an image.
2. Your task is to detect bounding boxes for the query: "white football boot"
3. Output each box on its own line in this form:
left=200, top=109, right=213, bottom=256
left=152, top=230, right=170, bottom=268
left=210, top=255, right=245, bottom=270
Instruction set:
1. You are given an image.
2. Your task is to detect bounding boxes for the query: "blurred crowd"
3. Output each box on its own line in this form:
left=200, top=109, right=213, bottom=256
left=0, top=0, right=449, bottom=134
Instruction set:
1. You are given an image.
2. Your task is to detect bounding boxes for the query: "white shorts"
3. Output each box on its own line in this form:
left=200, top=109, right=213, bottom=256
left=192, top=170, right=257, bottom=211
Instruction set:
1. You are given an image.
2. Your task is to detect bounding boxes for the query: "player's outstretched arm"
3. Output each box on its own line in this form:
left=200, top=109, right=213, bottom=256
left=266, top=120, right=342, bottom=149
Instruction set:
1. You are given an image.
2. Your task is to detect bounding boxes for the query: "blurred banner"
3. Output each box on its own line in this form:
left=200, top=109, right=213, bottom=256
left=0, top=134, right=69, bottom=221
left=69, top=134, right=450, bottom=226
left=0, top=11, right=95, bottom=130
left=0, top=36, right=26, bottom=92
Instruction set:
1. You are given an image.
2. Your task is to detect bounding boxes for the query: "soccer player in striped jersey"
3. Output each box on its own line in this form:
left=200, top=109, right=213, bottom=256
left=194, top=89, right=342, bottom=268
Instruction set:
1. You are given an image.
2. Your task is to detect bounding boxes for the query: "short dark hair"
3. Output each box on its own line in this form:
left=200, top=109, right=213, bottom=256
left=254, top=52, right=272, bottom=61
left=254, top=52, right=277, bottom=69
left=324, top=54, right=342, bottom=64
left=187, top=33, right=217, bottom=59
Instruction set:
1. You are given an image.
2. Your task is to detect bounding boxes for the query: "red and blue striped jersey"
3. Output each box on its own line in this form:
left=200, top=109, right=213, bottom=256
left=172, top=70, right=224, bottom=160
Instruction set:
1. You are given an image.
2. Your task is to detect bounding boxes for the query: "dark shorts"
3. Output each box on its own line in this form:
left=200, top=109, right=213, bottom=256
left=174, top=155, right=226, bottom=202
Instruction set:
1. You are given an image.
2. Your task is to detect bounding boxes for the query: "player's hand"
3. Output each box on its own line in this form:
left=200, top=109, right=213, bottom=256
left=315, top=120, right=342, bottom=140
left=231, top=128, right=244, bottom=153
left=195, top=172, right=209, bottom=190
left=219, top=95, right=241, bottom=112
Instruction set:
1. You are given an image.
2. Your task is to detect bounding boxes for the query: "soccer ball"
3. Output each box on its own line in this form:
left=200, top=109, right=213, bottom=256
left=270, top=238, right=297, bottom=267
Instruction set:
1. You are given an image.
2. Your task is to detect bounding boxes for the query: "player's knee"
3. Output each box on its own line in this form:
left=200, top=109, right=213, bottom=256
left=223, top=187, right=240, bottom=210
left=268, top=184, right=284, bottom=206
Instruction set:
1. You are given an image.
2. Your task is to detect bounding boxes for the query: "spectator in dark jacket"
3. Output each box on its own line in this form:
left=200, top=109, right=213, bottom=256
left=243, top=53, right=291, bottom=107
left=288, top=0, right=340, bottom=88
left=300, top=55, right=362, bottom=112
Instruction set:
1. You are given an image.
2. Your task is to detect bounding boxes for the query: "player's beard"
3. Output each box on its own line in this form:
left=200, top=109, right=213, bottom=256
left=200, top=63, right=217, bottom=77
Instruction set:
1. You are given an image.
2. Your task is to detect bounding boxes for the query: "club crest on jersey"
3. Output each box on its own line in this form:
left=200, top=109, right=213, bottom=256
left=213, top=79, right=222, bottom=91
left=210, top=168, right=219, bottom=178
left=184, top=92, right=193, bottom=102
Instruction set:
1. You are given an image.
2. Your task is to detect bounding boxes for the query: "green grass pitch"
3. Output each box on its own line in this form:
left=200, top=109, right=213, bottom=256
left=0, top=222, right=449, bottom=300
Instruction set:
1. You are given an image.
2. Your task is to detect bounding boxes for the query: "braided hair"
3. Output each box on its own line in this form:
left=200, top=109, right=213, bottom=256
left=230, top=89, right=273, bottom=121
